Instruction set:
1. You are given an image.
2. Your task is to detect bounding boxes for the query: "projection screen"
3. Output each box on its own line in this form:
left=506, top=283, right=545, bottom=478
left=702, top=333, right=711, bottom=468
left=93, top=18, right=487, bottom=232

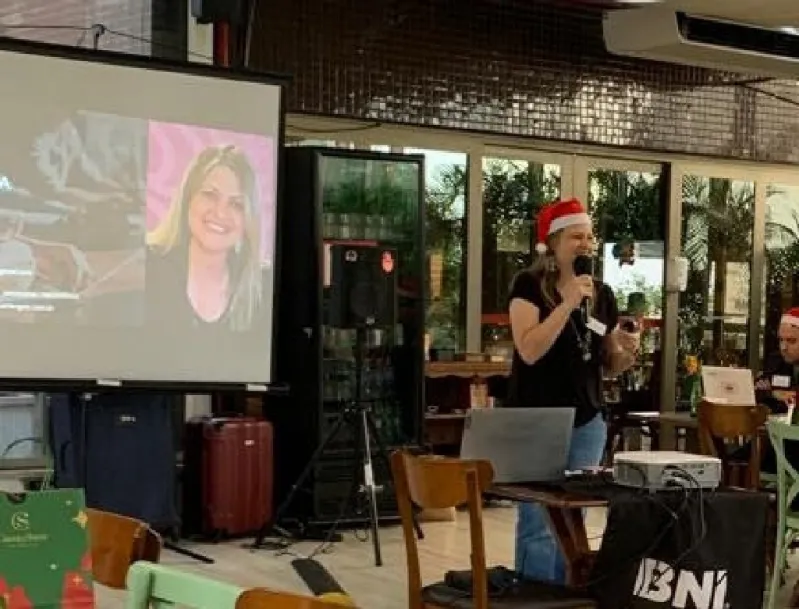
left=0, top=41, right=283, bottom=386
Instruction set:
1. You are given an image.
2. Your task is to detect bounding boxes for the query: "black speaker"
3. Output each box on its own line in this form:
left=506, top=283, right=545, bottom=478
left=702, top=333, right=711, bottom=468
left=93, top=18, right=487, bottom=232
left=191, top=0, right=245, bottom=25
left=327, top=245, right=398, bottom=328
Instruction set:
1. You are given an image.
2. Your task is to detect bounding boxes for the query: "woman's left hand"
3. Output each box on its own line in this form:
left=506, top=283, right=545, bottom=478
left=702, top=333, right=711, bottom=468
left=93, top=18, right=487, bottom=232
left=615, top=329, right=641, bottom=355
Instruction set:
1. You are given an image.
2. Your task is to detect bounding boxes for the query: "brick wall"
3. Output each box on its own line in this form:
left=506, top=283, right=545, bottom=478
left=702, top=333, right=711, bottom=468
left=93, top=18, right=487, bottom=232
left=247, top=0, right=799, bottom=163
left=0, top=0, right=153, bottom=55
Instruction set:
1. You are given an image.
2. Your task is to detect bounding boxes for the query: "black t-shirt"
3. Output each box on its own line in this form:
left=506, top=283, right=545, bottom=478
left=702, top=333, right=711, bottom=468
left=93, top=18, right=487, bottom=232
left=144, top=249, right=272, bottom=337
left=756, top=351, right=796, bottom=415
left=143, top=249, right=275, bottom=381
left=505, top=271, right=619, bottom=427
left=761, top=351, right=797, bottom=385
left=145, top=249, right=233, bottom=336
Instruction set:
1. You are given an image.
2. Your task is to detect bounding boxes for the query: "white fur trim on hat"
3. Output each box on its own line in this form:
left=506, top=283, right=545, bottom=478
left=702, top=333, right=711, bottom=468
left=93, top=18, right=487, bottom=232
left=548, top=213, right=592, bottom=235
left=781, top=314, right=799, bottom=328
left=535, top=243, right=548, bottom=254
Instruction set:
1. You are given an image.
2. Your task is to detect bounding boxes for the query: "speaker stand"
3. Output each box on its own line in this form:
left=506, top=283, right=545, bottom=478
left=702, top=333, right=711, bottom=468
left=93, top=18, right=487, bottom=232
left=250, top=324, right=423, bottom=562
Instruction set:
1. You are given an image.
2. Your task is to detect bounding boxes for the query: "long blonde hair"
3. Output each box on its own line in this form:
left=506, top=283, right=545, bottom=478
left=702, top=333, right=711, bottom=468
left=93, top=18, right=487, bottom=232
left=514, top=229, right=595, bottom=311
left=147, top=144, right=262, bottom=331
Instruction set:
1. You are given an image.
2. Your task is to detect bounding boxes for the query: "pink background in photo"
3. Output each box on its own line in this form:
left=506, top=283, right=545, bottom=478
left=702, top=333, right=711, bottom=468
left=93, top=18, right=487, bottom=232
left=145, top=121, right=277, bottom=264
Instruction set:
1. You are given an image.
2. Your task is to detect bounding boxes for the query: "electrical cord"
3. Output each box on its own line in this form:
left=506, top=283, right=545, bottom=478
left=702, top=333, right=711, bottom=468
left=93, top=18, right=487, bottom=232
left=665, top=467, right=715, bottom=574
left=269, top=348, right=400, bottom=561
left=0, top=23, right=212, bottom=62
left=587, top=487, right=689, bottom=590
left=633, top=466, right=719, bottom=600
left=584, top=462, right=693, bottom=593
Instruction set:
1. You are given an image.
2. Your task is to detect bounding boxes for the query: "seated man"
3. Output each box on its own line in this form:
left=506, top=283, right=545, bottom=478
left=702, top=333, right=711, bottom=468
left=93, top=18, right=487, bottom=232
left=756, top=307, right=799, bottom=474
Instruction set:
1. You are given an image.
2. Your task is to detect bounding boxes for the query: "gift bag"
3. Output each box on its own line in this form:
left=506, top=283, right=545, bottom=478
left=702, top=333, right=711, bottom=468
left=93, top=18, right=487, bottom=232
left=0, top=438, right=94, bottom=608
left=588, top=489, right=769, bottom=609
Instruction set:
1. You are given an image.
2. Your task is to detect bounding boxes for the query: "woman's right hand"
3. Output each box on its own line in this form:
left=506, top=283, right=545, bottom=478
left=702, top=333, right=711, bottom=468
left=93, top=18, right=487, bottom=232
left=561, top=275, right=594, bottom=309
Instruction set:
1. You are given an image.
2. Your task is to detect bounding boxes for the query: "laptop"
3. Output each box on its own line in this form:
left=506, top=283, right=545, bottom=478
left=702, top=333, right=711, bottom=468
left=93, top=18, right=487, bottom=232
left=459, top=408, right=575, bottom=483
left=700, top=366, right=757, bottom=405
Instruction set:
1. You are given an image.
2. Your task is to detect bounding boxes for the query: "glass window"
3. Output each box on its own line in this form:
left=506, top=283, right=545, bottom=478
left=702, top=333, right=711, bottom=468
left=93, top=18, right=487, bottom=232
left=405, top=149, right=467, bottom=354
left=677, top=175, right=754, bottom=402
left=763, top=183, right=799, bottom=366
left=588, top=167, right=664, bottom=400
left=480, top=157, right=561, bottom=354
left=293, top=139, right=469, bottom=355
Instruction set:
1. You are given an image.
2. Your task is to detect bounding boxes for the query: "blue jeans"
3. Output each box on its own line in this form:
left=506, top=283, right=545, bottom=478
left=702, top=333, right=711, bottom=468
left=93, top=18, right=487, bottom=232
left=514, top=412, right=607, bottom=584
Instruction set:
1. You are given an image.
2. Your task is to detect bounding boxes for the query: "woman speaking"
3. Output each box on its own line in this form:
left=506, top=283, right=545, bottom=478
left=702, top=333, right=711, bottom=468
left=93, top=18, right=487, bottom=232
left=507, top=198, right=640, bottom=584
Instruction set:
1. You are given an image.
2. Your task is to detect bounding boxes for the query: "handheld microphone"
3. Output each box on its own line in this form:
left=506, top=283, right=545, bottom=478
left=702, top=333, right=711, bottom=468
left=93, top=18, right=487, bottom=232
left=573, top=254, right=593, bottom=322
left=573, top=254, right=593, bottom=277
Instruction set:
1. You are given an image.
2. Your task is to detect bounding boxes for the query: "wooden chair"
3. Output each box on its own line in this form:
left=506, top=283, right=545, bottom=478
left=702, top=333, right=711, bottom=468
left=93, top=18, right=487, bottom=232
left=237, top=588, right=354, bottom=608
left=125, top=561, right=243, bottom=609
left=390, top=450, right=597, bottom=609
left=86, top=508, right=162, bottom=589
left=696, top=400, right=769, bottom=489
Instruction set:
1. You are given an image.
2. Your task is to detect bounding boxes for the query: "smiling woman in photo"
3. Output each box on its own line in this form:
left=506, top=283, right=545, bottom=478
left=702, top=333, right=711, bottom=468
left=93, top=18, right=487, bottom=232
left=146, top=145, right=263, bottom=332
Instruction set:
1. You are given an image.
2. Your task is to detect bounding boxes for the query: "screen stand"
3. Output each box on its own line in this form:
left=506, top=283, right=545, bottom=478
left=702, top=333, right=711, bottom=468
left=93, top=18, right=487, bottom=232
left=248, top=324, right=423, bottom=565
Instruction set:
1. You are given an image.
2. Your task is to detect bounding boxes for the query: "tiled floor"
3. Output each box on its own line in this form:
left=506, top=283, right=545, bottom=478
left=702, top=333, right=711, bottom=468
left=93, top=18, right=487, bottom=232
left=95, top=504, right=793, bottom=608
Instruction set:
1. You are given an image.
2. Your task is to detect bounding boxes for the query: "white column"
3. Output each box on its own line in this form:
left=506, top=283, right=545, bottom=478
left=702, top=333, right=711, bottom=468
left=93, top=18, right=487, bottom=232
left=184, top=6, right=214, bottom=419
left=465, top=151, right=483, bottom=353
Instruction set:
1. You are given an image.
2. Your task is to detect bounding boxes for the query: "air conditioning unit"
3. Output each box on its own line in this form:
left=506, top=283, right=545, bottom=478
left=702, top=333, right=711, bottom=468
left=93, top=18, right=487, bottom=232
left=603, top=5, right=799, bottom=77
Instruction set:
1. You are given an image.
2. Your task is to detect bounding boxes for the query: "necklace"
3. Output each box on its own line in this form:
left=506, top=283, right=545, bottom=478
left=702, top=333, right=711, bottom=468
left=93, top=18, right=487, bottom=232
left=569, top=317, right=592, bottom=362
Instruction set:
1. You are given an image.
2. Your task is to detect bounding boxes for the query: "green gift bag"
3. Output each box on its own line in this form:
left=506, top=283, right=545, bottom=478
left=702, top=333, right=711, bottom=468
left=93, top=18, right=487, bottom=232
left=0, top=439, right=94, bottom=609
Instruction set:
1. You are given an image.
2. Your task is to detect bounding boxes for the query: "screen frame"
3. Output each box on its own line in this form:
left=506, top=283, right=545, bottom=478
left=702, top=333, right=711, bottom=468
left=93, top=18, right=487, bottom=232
left=0, top=36, right=289, bottom=394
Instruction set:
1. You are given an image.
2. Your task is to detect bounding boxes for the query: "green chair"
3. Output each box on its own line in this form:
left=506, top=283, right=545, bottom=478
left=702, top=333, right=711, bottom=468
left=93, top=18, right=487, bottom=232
left=766, top=420, right=799, bottom=609
left=125, top=561, right=244, bottom=609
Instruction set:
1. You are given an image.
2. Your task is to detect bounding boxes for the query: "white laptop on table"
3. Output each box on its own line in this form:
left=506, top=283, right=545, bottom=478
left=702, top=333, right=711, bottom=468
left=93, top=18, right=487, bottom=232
left=701, top=365, right=796, bottom=422
left=459, top=408, right=575, bottom=484
left=700, top=366, right=756, bottom=405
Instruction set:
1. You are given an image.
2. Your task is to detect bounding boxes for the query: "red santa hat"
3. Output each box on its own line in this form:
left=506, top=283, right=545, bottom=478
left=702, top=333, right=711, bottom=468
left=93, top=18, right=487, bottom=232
left=781, top=307, right=799, bottom=328
left=535, top=198, right=592, bottom=254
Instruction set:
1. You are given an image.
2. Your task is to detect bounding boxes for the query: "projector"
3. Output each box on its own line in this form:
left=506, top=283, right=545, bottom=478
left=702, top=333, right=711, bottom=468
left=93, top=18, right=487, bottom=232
left=612, top=451, right=722, bottom=491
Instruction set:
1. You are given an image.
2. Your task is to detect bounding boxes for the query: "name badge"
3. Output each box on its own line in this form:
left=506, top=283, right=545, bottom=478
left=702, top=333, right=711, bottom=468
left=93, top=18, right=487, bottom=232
left=587, top=317, right=607, bottom=336
left=772, top=375, right=792, bottom=388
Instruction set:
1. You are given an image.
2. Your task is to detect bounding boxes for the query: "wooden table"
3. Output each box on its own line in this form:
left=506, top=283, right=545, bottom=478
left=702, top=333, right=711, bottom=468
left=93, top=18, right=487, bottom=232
left=424, top=361, right=510, bottom=450
left=655, top=411, right=699, bottom=452
left=424, top=413, right=467, bottom=453
left=488, top=479, right=772, bottom=595
left=425, top=361, right=511, bottom=379
left=623, top=411, right=700, bottom=452
left=486, top=483, right=607, bottom=586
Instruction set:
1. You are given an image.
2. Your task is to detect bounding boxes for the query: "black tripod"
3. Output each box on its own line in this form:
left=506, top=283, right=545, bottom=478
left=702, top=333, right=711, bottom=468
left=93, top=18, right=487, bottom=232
left=251, top=325, right=423, bottom=566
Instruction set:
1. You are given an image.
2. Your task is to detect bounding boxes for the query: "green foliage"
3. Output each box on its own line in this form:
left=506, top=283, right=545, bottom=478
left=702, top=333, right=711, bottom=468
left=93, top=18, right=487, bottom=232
left=425, top=164, right=466, bottom=349
left=589, top=170, right=663, bottom=244
left=678, top=176, right=754, bottom=362
left=322, top=167, right=418, bottom=219
left=481, top=159, right=560, bottom=317
left=765, top=184, right=799, bottom=286
left=615, top=274, right=664, bottom=317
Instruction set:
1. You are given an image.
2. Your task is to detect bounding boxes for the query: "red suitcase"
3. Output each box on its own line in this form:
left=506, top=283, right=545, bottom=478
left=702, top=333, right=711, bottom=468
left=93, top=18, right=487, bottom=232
left=183, top=417, right=273, bottom=539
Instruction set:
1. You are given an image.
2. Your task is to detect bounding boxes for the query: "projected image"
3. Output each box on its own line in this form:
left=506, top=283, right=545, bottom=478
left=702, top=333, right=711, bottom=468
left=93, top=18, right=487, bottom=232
left=0, top=111, right=147, bottom=325
left=144, top=121, right=277, bottom=332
